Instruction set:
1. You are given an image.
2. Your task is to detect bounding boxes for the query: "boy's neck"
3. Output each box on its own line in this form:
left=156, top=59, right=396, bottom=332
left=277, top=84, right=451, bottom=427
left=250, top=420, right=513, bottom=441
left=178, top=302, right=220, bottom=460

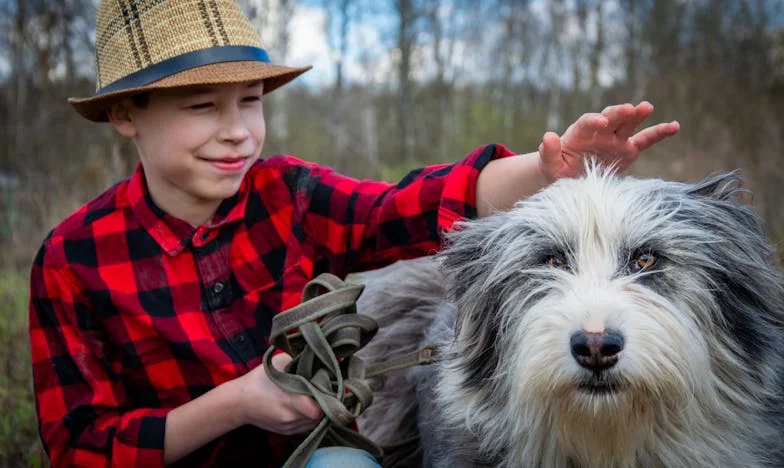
left=146, top=178, right=221, bottom=227
left=169, top=202, right=219, bottom=228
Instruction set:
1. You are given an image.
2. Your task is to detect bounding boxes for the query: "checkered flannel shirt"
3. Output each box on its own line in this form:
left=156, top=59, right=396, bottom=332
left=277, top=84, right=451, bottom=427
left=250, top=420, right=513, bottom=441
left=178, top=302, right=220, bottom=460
left=29, top=144, right=514, bottom=467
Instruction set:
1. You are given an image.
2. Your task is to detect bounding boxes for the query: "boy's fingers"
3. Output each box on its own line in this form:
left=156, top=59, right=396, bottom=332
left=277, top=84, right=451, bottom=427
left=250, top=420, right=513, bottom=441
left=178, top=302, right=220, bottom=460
left=601, top=104, right=635, bottom=132
left=292, top=394, right=324, bottom=420
left=630, top=121, right=680, bottom=151
left=615, top=101, right=654, bottom=140
left=271, top=354, right=324, bottom=420
left=569, top=114, right=608, bottom=138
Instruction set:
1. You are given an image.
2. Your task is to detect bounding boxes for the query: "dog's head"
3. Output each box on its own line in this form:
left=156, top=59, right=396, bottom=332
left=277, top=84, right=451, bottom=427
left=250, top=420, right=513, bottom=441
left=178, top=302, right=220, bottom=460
left=439, top=165, right=783, bottom=433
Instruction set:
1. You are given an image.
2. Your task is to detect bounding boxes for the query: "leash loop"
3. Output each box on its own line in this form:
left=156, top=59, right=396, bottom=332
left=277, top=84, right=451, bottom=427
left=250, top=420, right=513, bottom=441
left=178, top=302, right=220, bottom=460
left=263, top=273, right=438, bottom=468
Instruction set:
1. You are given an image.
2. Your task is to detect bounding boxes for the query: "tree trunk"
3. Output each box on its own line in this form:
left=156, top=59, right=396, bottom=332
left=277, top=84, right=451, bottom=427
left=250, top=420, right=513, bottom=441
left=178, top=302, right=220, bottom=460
left=396, top=0, right=416, bottom=164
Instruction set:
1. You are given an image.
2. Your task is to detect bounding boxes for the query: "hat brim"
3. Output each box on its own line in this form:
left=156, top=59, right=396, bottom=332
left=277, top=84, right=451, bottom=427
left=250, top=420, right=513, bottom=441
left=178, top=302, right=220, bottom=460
left=68, top=61, right=312, bottom=122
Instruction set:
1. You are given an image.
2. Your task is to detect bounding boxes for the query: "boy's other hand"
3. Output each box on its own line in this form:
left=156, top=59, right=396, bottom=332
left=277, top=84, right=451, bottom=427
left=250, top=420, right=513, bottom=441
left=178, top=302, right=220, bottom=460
left=538, top=102, right=680, bottom=182
left=237, top=352, right=324, bottom=435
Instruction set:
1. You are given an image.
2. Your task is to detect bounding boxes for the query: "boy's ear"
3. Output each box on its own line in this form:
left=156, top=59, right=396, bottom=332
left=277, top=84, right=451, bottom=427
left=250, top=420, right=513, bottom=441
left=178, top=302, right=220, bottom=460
left=107, top=99, right=137, bottom=138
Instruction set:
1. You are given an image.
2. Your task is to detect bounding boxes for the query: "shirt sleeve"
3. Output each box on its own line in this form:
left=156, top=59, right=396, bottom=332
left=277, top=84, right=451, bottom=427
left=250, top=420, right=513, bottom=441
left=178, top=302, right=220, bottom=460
left=29, top=239, right=170, bottom=467
left=293, top=144, right=515, bottom=276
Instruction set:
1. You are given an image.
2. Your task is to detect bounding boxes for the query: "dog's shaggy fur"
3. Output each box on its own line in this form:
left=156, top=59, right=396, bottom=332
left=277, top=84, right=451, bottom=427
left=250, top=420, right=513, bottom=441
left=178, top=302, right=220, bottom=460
left=356, top=167, right=784, bottom=468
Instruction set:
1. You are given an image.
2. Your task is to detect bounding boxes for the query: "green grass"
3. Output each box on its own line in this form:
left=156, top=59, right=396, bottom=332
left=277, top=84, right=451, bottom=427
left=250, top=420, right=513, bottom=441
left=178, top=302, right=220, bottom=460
left=0, top=269, right=48, bottom=466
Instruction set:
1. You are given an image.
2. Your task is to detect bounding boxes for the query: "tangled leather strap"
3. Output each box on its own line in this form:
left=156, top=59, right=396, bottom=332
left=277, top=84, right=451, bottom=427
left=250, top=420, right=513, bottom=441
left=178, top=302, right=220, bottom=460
left=263, top=273, right=437, bottom=468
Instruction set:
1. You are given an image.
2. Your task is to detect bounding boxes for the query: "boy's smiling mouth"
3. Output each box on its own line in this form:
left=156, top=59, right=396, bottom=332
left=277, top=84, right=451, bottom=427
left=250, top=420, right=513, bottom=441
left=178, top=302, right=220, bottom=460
left=199, top=155, right=251, bottom=172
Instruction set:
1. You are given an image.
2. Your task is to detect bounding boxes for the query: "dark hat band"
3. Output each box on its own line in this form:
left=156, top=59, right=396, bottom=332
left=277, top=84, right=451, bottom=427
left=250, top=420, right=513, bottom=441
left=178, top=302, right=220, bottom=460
left=97, top=45, right=271, bottom=95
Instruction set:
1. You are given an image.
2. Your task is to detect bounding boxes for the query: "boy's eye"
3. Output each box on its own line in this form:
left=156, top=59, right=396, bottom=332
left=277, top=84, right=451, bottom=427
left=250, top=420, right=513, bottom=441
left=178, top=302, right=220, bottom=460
left=242, top=96, right=262, bottom=103
left=188, top=102, right=213, bottom=110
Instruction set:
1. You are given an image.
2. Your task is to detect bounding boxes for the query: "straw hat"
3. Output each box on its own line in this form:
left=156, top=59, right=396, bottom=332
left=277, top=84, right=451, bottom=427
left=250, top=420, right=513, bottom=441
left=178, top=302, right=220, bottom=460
left=69, top=0, right=312, bottom=121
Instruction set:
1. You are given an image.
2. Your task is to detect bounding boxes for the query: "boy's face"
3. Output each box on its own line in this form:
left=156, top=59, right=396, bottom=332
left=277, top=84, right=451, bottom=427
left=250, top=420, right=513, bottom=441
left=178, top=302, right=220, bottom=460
left=110, top=81, right=266, bottom=225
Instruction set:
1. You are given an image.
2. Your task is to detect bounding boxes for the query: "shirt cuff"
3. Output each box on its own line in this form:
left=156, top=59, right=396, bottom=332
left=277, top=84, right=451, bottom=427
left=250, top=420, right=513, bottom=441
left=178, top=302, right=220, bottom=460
left=437, top=144, right=516, bottom=232
left=114, top=408, right=171, bottom=467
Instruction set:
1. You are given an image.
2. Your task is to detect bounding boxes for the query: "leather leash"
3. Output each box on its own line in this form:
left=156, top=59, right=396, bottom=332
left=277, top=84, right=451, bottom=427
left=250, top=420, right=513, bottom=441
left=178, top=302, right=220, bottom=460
left=262, top=273, right=437, bottom=468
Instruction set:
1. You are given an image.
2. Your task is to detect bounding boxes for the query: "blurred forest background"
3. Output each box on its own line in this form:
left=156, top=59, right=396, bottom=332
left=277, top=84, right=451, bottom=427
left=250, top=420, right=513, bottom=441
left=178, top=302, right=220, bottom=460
left=1, top=0, right=783, bottom=465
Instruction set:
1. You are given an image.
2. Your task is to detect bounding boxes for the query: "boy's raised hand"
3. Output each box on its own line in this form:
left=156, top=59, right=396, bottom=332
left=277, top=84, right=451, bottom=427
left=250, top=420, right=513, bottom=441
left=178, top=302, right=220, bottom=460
left=538, top=102, right=680, bottom=182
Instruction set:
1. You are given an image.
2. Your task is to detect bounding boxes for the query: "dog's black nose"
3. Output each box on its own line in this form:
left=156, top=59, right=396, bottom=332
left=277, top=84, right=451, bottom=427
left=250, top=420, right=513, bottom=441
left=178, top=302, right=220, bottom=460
left=570, top=329, right=624, bottom=371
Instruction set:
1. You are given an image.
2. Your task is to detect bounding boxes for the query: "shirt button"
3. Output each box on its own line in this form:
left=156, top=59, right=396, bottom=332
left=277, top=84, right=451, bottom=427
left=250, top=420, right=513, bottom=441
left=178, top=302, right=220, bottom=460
left=236, top=335, right=246, bottom=343
left=212, top=282, right=225, bottom=294
left=200, top=231, right=210, bottom=241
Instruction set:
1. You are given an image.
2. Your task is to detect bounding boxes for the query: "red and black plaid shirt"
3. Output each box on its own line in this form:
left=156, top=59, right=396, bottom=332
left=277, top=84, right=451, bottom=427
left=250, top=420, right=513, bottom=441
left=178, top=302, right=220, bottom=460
left=29, top=144, right=513, bottom=467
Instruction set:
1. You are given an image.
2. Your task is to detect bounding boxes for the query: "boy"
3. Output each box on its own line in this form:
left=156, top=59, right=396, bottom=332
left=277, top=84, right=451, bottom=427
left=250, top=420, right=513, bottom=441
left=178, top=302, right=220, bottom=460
left=29, top=0, right=679, bottom=466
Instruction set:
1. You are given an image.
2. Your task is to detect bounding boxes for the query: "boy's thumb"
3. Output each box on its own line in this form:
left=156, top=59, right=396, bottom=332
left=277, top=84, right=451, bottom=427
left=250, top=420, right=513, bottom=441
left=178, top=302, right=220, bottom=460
left=271, top=352, right=293, bottom=372
left=540, top=132, right=561, bottom=161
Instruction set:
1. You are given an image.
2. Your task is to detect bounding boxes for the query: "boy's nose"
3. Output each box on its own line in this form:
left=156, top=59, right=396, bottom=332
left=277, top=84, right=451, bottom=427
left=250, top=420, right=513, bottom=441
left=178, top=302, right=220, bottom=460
left=219, top=106, right=252, bottom=142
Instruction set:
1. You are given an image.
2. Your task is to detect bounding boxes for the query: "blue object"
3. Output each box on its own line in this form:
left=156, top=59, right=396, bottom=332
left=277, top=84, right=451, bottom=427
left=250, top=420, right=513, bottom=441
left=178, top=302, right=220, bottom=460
left=305, top=447, right=382, bottom=468
left=98, top=46, right=271, bottom=95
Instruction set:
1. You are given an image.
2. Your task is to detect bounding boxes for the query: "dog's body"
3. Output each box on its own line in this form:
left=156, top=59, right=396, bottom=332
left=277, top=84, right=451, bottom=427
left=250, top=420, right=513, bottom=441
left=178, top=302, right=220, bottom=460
left=356, top=168, right=784, bottom=468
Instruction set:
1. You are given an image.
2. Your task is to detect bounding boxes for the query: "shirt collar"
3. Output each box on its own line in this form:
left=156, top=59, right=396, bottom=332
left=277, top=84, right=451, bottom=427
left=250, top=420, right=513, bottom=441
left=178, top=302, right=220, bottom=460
left=127, top=164, right=250, bottom=256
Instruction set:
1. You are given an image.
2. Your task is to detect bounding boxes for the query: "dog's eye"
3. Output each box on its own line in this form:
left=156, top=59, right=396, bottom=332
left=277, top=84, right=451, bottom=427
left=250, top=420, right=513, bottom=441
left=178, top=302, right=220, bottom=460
left=630, top=252, right=657, bottom=272
left=545, top=255, right=568, bottom=269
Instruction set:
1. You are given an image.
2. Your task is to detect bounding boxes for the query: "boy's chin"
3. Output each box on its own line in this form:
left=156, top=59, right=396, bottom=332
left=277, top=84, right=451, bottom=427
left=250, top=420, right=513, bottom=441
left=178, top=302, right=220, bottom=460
left=190, top=175, right=245, bottom=201
left=202, top=182, right=243, bottom=201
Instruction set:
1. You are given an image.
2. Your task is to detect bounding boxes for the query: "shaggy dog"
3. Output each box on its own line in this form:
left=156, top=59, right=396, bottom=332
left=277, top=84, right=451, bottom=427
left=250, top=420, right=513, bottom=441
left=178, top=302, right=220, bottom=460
left=355, top=167, right=784, bottom=468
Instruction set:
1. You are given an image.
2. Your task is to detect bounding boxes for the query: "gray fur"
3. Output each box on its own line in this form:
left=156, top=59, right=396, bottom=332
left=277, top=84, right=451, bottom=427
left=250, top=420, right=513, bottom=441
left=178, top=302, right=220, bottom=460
left=357, top=168, right=784, bottom=467
left=354, top=258, right=449, bottom=446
